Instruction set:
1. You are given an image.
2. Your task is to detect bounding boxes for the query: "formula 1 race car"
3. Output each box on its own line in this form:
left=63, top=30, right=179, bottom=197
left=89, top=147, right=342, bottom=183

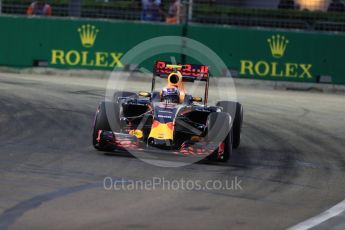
left=92, top=61, right=243, bottom=162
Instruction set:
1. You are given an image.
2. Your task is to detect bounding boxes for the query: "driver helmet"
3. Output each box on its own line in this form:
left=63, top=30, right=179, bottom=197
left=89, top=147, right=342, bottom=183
left=161, top=87, right=180, bottom=104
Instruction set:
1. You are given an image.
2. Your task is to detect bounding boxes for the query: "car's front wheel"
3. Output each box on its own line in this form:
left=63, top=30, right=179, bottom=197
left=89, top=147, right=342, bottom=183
left=206, top=112, right=232, bottom=162
left=92, top=101, right=119, bottom=151
left=216, top=101, right=243, bottom=149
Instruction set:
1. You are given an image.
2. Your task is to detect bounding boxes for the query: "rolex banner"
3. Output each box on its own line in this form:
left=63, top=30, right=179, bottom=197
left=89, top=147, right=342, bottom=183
left=0, top=16, right=182, bottom=70
left=0, top=16, right=345, bottom=84
left=51, top=24, right=124, bottom=68
left=187, top=25, right=345, bottom=84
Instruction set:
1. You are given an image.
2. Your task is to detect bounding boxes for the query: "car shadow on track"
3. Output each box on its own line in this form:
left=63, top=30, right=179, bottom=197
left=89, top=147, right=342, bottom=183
left=98, top=148, right=251, bottom=170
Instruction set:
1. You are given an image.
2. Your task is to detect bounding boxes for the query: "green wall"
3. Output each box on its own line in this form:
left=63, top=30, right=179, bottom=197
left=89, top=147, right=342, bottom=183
left=187, top=24, right=345, bottom=84
left=0, top=15, right=345, bottom=84
left=0, top=16, right=182, bottom=69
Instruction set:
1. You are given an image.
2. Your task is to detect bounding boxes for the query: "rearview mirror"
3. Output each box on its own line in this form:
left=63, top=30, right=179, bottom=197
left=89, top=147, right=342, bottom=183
left=138, top=91, right=151, bottom=97
left=192, top=97, right=202, bottom=102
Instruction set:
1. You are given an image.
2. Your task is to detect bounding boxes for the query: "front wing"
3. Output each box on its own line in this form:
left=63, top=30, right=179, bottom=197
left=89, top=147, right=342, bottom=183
left=95, top=130, right=223, bottom=158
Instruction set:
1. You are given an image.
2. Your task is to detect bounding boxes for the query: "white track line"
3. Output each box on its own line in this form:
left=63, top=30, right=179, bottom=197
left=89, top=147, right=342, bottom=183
left=287, top=199, right=345, bottom=230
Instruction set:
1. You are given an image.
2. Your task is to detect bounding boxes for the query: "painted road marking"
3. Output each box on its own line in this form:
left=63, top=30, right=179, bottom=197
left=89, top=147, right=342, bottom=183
left=287, top=199, right=345, bottom=230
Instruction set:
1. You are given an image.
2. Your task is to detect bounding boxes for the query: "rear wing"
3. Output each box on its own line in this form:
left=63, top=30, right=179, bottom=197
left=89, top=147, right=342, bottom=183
left=153, top=60, right=209, bottom=82
left=152, top=60, right=210, bottom=105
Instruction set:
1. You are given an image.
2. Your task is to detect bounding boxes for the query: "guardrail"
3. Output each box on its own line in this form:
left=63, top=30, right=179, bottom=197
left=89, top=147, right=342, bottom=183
left=0, top=15, right=344, bottom=84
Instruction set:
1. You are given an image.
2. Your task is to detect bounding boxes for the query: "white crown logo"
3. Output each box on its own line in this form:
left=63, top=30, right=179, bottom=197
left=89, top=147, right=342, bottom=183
left=267, top=34, right=289, bottom=58
left=78, top=24, right=99, bottom=48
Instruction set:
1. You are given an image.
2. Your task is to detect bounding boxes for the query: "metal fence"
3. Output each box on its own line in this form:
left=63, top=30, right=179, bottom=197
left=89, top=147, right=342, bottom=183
left=192, top=0, right=345, bottom=32
left=1, top=0, right=345, bottom=32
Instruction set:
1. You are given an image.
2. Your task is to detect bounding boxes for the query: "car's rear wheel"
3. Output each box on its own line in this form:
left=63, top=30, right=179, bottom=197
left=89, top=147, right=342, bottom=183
left=216, top=101, right=243, bottom=149
left=206, top=112, right=232, bottom=162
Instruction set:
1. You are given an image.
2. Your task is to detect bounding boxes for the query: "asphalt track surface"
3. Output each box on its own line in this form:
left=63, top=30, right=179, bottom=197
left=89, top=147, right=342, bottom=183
left=0, top=72, right=345, bottom=230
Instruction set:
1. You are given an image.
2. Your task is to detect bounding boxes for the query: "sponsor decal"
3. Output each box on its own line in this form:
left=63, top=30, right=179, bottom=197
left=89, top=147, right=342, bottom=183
left=158, top=114, right=173, bottom=119
left=240, top=34, right=313, bottom=79
left=50, top=24, right=123, bottom=68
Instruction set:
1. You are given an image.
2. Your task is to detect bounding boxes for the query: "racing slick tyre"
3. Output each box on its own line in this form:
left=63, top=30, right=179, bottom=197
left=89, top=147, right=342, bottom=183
left=92, top=101, right=120, bottom=151
left=216, top=101, right=243, bottom=149
left=206, top=112, right=232, bottom=162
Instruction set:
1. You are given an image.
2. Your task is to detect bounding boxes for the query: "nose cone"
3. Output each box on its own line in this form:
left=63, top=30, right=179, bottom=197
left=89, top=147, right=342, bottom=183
left=149, top=121, right=174, bottom=141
